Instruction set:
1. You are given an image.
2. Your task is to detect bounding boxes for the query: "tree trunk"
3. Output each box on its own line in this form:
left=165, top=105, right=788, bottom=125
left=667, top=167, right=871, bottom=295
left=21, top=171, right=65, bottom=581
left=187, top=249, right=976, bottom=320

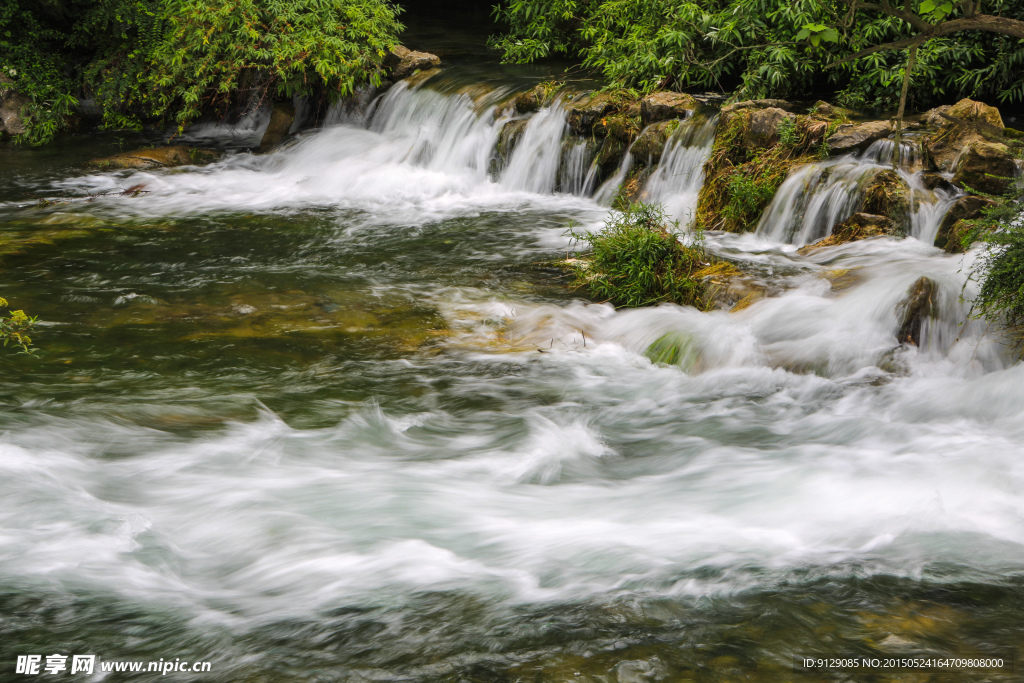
left=892, top=44, right=917, bottom=170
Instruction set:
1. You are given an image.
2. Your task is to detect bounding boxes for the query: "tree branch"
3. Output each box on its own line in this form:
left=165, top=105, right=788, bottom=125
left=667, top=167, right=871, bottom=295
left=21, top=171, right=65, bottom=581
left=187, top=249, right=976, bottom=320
left=829, top=14, right=1024, bottom=66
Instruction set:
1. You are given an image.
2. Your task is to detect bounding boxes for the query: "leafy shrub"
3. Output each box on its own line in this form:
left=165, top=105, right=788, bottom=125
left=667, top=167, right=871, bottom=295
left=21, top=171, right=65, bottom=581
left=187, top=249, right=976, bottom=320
left=564, top=202, right=710, bottom=309
left=967, top=198, right=1024, bottom=351
left=151, top=0, right=404, bottom=128
left=0, top=297, right=36, bottom=354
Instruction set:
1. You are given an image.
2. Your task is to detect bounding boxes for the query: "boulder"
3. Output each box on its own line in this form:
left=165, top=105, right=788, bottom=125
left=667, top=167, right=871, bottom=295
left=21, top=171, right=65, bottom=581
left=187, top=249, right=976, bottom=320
left=826, top=121, right=890, bottom=154
left=566, top=92, right=617, bottom=135
left=260, top=101, right=295, bottom=151
left=741, top=107, right=795, bottom=147
left=896, top=276, right=938, bottom=346
left=811, top=100, right=835, bottom=117
left=951, top=141, right=1016, bottom=195
left=0, top=75, right=29, bottom=137
left=799, top=213, right=895, bottom=252
left=923, top=98, right=1005, bottom=171
left=860, top=169, right=910, bottom=231
left=89, top=146, right=221, bottom=170
left=640, top=91, right=696, bottom=125
left=630, top=120, right=679, bottom=165
left=934, top=195, right=996, bottom=252
left=385, top=45, right=441, bottom=81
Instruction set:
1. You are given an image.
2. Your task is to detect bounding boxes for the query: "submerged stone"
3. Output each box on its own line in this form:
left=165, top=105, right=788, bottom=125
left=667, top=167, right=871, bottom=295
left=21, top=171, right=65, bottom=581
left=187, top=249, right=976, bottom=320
left=89, top=146, right=221, bottom=170
left=645, top=332, right=699, bottom=370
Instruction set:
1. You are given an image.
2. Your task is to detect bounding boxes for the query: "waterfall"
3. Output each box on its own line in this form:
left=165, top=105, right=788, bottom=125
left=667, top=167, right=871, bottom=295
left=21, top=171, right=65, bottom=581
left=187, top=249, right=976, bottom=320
left=757, top=138, right=961, bottom=247
left=639, top=115, right=719, bottom=226
left=498, top=103, right=570, bottom=194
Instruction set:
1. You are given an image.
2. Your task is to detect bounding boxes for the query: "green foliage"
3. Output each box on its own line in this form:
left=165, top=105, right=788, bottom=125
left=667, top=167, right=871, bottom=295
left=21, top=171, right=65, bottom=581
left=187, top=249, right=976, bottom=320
left=564, top=202, right=710, bottom=309
left=0, top=0, right=403, bottom=142
left=150, top=0, right=404, bottom=128
left=0, top=296, right=36, bottom=354
left=491, top=0, right=1024, bottom=110
left=967, top=198, right=1024, bottom=352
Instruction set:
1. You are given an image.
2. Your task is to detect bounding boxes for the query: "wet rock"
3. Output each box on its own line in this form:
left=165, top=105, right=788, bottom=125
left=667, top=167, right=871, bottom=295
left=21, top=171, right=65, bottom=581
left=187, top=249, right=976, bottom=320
left=640, top=91, right=696, bottom=125
left=630, top=120, right=679, bottom=165
left=826, top=120, right=890, bottom=154
left=720, top=98, right=793, bottom=115
left=566, top=92, right=617, bottom=135
left=613, top=656, right=669, bottom=683
left=951, top=140, right=1016, bottom=195
left=385, top=45, right=441, bottom=80
left=0, top=75, right=29, bottom=137
left=509, top=82, right=562, bottom=115
left=741, top=107, right=795, bottom=147
left=861, top=169, right=910, bottom=231
left=934, top=195, right=995, bottom=251
left=260, top=101, right=295, bottom=151
left=495, top=118, right=528, bottom=165
left=897, top=276, right=938, bottom=346
left=811, top=100, right=835, bottom=117
left=595, top=136, right=628, bottom=179
left=923, top=98, right=1005, bottom=171
left=919, top=172, right=957, bottom=193
left=594, top=112, right=640, bottom=143
left=799, top=213, right=895, bottom=252
left=89, top=146, right=221, bottom=170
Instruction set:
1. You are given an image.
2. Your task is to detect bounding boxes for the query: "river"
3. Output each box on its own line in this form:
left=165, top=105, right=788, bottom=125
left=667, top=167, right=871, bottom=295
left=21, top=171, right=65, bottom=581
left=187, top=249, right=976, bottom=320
left=0, top=58, right=1022, bottom=682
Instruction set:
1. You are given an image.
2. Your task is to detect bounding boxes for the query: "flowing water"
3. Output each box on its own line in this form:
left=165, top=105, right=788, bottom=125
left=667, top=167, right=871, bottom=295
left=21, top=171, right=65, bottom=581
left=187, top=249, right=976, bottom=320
left=1, top=69, right=1023, bottom=683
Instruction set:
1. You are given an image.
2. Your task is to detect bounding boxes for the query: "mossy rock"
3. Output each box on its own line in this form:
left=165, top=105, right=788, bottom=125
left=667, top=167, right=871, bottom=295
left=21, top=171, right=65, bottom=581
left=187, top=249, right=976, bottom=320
left=89, top=145, right=221, bottom=170
left=593, top=112, right=639, bottom=143
left=951, top=140, right=1016, bottom=195
left=630, top=120, right=679, bottom=166
left=934, top=195, right=996, bottom=251
left=566, top=92, right=618, bottom=135
left=510, top=81, right=563, bottom=114
left=923, top=97, right=1005, bottom=171
left=798, top=213, right=895, bottom=253
left=640, top=91, right=697, bottom=125
left=860, top=169, right=910, bottom=233
left=495, top=118, right=529, bottom=165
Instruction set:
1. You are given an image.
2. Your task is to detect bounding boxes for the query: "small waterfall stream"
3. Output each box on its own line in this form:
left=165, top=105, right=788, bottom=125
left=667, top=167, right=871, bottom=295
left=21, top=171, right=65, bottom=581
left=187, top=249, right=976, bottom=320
left=640, top=115, right=719, bottom=225
left=757, top=139, right=960, bottom=246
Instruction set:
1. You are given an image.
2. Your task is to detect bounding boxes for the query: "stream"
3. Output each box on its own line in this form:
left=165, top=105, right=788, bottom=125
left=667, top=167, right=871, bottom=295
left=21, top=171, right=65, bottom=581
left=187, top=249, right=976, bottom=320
left=0, top=60, right=1022, bottom=682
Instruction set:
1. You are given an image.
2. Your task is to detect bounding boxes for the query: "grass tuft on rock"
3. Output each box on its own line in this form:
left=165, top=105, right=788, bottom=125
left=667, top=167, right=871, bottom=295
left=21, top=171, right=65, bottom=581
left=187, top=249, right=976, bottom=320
left=564, top=202, right=711, bottom=309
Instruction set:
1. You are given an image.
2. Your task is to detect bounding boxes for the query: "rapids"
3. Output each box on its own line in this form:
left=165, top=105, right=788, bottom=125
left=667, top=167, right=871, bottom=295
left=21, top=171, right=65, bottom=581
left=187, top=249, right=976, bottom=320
left=0, top=69, right=1021, bottom=681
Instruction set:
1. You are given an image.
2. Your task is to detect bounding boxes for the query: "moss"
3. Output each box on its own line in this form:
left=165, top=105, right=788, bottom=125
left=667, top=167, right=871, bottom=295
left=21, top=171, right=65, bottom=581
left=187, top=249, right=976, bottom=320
left=695, top=110, right=824, bottom=233
left=861, top=169, right=910, bottom=234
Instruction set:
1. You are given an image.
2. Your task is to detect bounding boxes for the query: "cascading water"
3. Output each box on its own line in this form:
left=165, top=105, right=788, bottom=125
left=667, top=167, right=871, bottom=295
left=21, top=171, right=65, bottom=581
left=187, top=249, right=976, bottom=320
left=3, top=65, right=1023, bottom=681
left=639, top=115, right=719, bottom=225
left=757, top=138, right=961, bottom=246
